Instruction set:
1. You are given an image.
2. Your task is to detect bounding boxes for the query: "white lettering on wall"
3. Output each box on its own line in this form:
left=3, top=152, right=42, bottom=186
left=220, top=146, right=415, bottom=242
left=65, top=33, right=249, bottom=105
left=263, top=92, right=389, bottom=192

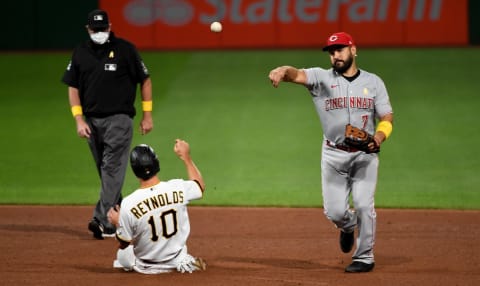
left=124, top=0, right=444, bottom=26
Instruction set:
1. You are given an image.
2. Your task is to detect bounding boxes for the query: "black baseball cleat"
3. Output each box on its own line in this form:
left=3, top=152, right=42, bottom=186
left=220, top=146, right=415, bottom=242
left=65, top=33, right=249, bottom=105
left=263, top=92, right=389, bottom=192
left=345, top=261, right=375, bottom=273
left=102, top=226, right=116, bottom=238
left=339, top=230, right=354, bottom=253
left=88, top=218, right=104, bottom=240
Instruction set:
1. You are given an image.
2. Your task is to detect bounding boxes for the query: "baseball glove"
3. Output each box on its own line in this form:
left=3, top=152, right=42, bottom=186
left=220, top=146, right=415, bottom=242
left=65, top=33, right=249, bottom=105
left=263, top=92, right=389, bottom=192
left=344, top=124, right=379, bottom=153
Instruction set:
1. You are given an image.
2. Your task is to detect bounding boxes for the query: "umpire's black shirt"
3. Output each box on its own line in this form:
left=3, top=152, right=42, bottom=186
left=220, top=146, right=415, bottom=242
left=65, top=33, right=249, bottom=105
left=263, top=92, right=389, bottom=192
left=62, top=32, right=149, bottom=118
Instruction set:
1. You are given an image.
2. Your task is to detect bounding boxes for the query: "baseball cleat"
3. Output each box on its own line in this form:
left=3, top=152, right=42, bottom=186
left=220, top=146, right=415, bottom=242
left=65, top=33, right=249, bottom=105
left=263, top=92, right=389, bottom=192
left=88, top=218, right=104, bottom=240
left=339, top=230, right=354, bottom=253
left=193, top=257, right=207, bottom=271
left=345, top=261, right=375, bottom=273
left=102, top=226, right=117, bottom=238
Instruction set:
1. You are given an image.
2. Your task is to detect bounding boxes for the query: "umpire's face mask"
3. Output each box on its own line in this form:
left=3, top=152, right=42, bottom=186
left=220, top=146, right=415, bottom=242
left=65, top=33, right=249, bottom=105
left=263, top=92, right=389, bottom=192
left=90, top=31, right=110, bottom=45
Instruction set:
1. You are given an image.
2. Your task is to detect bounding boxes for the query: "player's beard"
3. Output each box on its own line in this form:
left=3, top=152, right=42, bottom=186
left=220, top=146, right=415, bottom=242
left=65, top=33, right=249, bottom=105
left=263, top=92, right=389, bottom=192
left=332, top=54, right=354, bottom=74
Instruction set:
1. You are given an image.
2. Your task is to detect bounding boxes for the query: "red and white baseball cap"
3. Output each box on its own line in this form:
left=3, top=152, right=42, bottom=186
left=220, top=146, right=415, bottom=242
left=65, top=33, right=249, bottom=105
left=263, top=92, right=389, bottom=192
left=322, top=32, right=355, bottom=51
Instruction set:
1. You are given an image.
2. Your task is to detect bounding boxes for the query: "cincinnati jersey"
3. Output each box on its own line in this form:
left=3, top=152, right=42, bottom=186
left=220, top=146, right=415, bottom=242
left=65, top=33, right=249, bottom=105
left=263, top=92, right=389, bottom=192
left=116, top=179, right=202, bottom=264
left=303, top=68, right=393, bottom=144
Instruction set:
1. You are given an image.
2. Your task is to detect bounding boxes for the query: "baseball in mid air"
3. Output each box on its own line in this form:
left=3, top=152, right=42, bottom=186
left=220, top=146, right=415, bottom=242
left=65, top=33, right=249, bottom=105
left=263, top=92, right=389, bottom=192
left=210, top=21, right=222, bottom=33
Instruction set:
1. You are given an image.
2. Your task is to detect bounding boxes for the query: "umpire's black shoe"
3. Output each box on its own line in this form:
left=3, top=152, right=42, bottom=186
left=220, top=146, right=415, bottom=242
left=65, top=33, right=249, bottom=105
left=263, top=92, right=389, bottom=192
left=88, top=218, right=104, bottom=240
left=339, top=230, right=354, bottom=253
left=102, top=226, right=116, bottom=238
left=345, top=261, right=375, bottom=273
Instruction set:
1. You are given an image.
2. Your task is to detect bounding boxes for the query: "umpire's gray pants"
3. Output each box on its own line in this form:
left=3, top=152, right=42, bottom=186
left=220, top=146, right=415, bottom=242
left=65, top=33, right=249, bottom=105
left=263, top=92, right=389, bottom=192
left=86, top=114, right=133, bottom=229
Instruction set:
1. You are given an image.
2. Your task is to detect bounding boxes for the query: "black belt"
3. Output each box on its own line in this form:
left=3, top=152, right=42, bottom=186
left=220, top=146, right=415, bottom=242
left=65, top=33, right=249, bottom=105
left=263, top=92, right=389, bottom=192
left=326, top=140, right=360, bottom=153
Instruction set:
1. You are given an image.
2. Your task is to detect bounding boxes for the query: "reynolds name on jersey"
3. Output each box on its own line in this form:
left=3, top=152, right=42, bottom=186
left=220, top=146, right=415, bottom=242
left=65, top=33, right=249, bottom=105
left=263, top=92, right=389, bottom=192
left=130, top=191, right=184, bottom=219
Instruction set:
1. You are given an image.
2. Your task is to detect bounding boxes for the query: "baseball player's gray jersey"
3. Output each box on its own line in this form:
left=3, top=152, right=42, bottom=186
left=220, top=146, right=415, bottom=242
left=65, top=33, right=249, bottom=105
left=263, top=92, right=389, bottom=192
left=302, top=67, right=393, bottom=264
left=303, top=68, right=392, bottom=144
left=116, top=179, right=202, bottom=273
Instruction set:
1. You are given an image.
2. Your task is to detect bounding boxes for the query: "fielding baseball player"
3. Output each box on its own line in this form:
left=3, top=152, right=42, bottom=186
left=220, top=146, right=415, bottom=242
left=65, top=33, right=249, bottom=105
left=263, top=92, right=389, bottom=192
left=268, top=32, right=394, bottom=273
left=107, top=139, right=206, bottom=274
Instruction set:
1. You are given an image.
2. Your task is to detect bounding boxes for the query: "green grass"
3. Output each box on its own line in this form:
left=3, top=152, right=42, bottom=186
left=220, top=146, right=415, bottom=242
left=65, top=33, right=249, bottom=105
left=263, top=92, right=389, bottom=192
left=0, top=48, right=478, bottom=209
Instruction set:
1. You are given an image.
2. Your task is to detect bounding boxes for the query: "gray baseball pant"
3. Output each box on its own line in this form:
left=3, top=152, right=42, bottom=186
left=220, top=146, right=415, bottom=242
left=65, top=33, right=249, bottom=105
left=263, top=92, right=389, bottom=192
left=321, top=142, right=378, bottom=264
left=86, top=114, right=133, bottom=230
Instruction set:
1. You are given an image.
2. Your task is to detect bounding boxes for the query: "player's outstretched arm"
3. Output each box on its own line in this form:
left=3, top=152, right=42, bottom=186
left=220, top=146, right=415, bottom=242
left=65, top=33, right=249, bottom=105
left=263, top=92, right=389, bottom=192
left=268, top=66, right=307, bottom=87
left=174, top=139, right=205, bottom=192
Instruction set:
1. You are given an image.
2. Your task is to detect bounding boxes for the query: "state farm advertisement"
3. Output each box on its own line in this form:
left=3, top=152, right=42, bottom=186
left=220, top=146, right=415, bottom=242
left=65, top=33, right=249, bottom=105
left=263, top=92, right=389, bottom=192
left=100, top=0, right=468, bottom=49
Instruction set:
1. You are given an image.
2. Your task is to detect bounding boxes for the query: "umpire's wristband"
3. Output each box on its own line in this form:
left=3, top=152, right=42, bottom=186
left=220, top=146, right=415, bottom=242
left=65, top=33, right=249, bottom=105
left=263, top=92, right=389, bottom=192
left=142, top=101, right=153, bottom=112
left=71, top=105, right=83, bottom=117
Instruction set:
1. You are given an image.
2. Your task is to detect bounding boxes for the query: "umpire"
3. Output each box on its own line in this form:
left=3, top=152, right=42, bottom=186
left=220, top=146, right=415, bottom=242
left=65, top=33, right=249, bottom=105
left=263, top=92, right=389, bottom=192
left=62, top=9, right=154, bottom=239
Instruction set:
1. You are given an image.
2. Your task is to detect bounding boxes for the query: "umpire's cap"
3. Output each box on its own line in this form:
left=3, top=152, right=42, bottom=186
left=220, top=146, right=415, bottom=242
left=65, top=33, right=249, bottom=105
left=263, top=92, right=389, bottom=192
left=322, top=32, right=355, bottom=51
left=130, top=144, right=160, bottom=180
left=87, top=9, right=110, bottom=30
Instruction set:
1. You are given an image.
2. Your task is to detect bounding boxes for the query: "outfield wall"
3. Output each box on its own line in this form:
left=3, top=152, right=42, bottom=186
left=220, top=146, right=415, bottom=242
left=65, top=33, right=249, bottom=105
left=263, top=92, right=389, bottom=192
left=0, top=0, right=477, bottom=50
left=100, top=0, right=469, bottom=49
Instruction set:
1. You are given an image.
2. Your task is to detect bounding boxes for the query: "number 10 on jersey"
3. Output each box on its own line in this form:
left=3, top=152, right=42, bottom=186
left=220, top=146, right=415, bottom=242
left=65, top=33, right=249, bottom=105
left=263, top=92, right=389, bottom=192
left=147, top=209, right=178, bottom=241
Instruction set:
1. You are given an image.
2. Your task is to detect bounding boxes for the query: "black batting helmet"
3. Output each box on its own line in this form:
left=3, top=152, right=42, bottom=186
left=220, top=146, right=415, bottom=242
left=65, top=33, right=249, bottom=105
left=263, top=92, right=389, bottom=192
left=130, top=144, right=160, bottom=180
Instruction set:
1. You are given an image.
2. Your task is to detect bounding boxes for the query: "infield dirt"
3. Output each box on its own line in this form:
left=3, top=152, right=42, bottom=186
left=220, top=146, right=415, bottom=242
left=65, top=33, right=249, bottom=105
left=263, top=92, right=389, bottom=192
left=0, top=206, right=478, bottom=286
